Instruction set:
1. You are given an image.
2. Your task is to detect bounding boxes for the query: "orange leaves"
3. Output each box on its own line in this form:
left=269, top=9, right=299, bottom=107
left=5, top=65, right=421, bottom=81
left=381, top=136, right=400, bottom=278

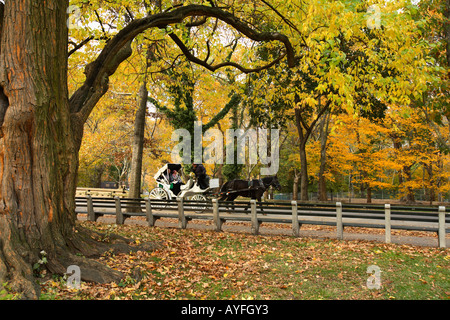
left=306, top=104, right=450, bottom=199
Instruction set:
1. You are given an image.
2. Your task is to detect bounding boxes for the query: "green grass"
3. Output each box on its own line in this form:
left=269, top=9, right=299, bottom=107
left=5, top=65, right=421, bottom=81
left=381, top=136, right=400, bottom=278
left=36, top=221, right=449, bottom=300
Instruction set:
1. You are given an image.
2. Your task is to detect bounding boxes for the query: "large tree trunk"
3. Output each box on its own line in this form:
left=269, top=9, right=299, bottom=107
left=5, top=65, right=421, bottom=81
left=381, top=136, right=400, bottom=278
left=0, top=0, right=124, bottom=299
left=0, top=0, right=76, bottom=298
left=0, top=1, right=295, bottom=299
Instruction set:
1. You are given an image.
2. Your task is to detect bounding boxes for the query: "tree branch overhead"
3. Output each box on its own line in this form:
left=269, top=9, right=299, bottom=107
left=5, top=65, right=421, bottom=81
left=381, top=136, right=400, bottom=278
left=68, top=4, right=296, bottom=129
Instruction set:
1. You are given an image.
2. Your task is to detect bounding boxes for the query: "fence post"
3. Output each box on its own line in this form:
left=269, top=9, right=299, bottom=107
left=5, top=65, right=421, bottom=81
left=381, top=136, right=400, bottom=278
left=385, top=204, right=391, bottom=244
left=336, top=202, right=343, bottom=240
left=87, top=195, right=95, bottom=221
left=292, top=201, right=300, bottom=237
left=212, top=199, right=222, bottom=232
left=438, top=206, right=446, bottom=248
left=146, top=198, right=155, bottom=227
left=115, top=197, right=124, bottom=225
left=178, top=197, right=187, bottom=229
left=250, top=200, right=260, bottom=235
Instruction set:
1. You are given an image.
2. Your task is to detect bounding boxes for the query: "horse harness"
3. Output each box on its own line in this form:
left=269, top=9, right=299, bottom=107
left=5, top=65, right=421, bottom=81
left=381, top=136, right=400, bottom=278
left=224, top=179, right=265, bottom=195
left=248, top=179, right=265, bottom=190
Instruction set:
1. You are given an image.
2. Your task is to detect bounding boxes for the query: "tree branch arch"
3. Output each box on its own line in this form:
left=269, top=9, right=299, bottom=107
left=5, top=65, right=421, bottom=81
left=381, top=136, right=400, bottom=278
left=69, top=4, right=296, bottom=138
left=0, top=1, right=295, bottom=299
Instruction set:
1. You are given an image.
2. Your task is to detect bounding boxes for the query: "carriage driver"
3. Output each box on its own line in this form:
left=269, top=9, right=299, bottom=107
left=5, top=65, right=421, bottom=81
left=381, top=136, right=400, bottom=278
left=192, top=163, right=208, bottom=189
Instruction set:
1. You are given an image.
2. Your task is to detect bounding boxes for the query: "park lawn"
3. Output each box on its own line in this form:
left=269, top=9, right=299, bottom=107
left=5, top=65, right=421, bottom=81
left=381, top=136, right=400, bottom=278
left=38, top=221, right=449, bottom=300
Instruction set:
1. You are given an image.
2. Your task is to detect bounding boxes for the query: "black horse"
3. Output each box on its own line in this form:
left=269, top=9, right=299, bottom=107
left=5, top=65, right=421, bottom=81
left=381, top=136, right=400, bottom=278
left=218, top=175, right=282, bottom=202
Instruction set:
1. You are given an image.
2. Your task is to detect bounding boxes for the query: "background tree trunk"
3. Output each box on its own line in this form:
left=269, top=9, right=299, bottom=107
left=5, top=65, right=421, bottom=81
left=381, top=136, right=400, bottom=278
left=298, top=142, right=309, bottom=201
left=128, top=82, right=148, bottom=201
left=294, top=97, right=332, bottom=202
left=366, top=187, right=372, bottom=204
left=292, top=170, right=299, bottom=200
left=295, top=108, right=309, bottom=201
left=403, top=164, right=416, bottom=204
left=128, top=44, right=156, bottom=204
left=318, top=111, right=330, bottom=201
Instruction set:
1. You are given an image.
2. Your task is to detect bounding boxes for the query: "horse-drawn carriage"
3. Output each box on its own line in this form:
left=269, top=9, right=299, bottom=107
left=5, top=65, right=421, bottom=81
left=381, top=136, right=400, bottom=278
left=149, top=163, right=282, bottom=207
left=148, top=163, right=216, bottom=202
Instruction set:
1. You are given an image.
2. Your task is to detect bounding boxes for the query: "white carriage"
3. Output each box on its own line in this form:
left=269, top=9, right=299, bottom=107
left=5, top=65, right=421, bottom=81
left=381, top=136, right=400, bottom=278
left=148, top=163, right=217, bottom=204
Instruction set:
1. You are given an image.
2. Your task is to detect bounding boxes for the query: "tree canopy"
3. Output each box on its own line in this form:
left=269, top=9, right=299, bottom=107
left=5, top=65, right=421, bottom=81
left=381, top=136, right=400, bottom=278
left=0, top=0, right=448, bottom=299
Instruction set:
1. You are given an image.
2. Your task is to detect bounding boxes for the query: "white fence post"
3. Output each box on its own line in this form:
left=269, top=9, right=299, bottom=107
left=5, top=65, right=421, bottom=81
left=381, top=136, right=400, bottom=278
left=178, top=197, right=187, bottom=229
left=292, top=201, right=300, bottom=237
left=212, top=199, right=222, bottom=232
left=438, top=206, right=446, bottom=248
left=115, top=197, right=124, bottom=225
left=385, top=204, right=391, bottom=244
left=146, top=198, right=155, bottom=227
left=250, top=200, right=259, bottom=235
left=87, top=195, right=95, bottom=221
left=336, top=202, right=343, bottom=240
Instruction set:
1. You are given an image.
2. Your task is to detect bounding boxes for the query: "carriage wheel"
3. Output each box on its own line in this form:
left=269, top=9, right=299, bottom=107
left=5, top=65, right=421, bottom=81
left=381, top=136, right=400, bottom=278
left=188, top=194, right=208, bottom=213
left=149, top=187, right=169, bottom=210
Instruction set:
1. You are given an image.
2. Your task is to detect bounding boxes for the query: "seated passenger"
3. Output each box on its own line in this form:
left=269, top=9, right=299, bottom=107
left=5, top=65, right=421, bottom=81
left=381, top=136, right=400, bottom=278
left=169, top=170, right=183, bottom=195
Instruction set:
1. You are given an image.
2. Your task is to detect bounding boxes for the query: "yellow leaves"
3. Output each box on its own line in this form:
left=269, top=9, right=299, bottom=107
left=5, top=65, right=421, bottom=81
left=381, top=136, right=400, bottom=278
left=303, top=97, right=318, bottom=107
left=316, top=83, right=328, bottom=93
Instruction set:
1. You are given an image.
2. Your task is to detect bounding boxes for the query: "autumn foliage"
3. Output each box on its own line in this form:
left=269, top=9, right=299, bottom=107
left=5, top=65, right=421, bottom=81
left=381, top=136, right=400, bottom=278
left=0, top=0, right=449, bottom=300
left=71, top=0, right=450, bottom=204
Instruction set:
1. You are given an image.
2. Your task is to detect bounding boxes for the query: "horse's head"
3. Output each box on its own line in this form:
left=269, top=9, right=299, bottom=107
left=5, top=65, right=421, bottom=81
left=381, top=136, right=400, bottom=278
left=272, top=175, right=282, bottom=191
left=263, top=175, right=281, bottom=190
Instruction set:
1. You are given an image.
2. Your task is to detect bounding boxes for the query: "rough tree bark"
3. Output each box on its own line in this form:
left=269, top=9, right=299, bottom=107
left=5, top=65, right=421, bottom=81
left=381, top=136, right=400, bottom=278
left=0, top=0, right=79, bottom=297
left=0, top=0, right=130, bottom=299
left=0, top=1, right=295, bottom=299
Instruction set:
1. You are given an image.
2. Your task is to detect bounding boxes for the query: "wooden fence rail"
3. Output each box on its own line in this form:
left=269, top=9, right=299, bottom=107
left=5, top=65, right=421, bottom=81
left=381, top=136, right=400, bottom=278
left=75, top=197, right=449, bottom=248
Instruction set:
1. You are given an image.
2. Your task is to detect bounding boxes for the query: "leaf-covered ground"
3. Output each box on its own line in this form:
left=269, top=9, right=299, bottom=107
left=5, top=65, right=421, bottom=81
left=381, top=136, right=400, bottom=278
left=38, top=220, right=449, bottom=300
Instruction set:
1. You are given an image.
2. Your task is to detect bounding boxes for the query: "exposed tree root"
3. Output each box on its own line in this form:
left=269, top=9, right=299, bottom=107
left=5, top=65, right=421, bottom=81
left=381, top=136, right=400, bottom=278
left=0, top=246, right=39, bottom=299
left=0, top=224, right=159, bottom=299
